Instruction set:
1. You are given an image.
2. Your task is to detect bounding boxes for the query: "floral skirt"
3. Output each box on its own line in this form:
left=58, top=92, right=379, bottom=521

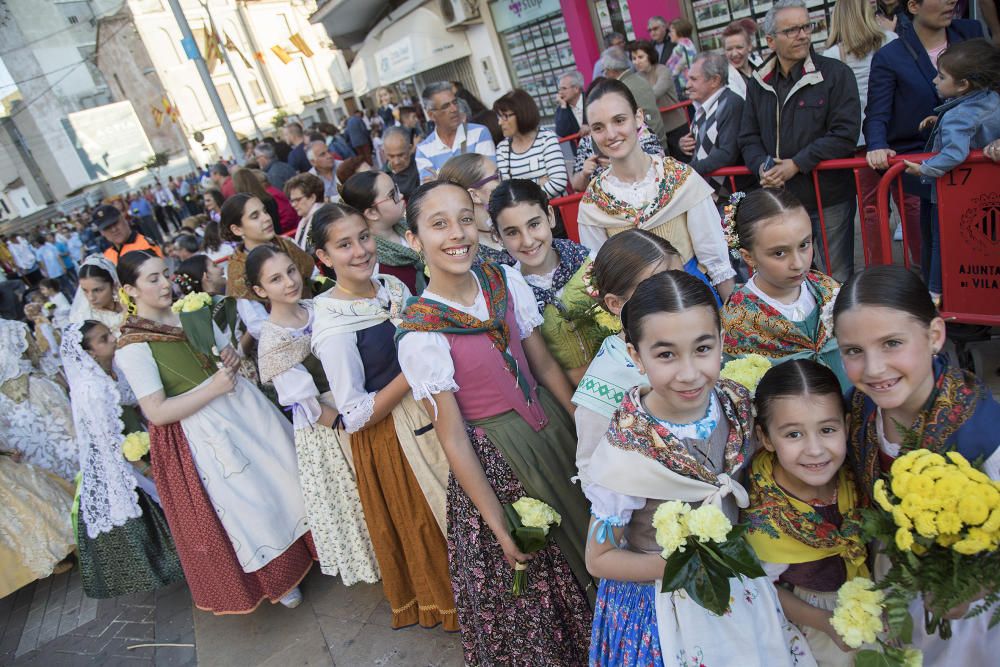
left=294, top=424, right=379, bottom=583
left=590, top=580, right=663, bottom=667
left=450, top=418, right=591, bottom=666
left=150, top=422, right=316, bottom=615
left=77, top=488, right=185, bottom=599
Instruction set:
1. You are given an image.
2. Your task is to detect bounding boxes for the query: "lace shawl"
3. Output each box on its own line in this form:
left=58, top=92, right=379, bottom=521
left=69, top=255, right=125, bottom=333
left=0, top=320, right=31, bottom=385
left=60, top=324, right=143, bottom=538
left=258, top=301, right=315, bottom=385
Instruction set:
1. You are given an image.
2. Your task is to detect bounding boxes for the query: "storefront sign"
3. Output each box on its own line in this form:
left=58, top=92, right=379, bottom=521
left=376, top=36, right=417, bottom=84
left=490, top=0, right=561, bottom=32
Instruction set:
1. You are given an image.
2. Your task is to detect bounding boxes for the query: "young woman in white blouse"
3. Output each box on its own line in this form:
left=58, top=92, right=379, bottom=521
left=576, top=78, right=735, bottom=302
left=308, top=203, right=456, bottom=632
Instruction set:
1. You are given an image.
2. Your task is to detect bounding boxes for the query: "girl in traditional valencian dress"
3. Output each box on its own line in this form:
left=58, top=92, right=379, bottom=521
left=833, top=264, right=1000, bottom=666
left=309, top=203, right=456, bottom=630
left=395, top=181, right=592, bottom=665
left=69, top=256, right=127, bottom=335
left=585, top=270, right=814, bottom=667
left=249, top=244, right=380, bottom=586
left=62, top=320, right=185, bottom=598
left=488, top=178, right=601, bottom=384
left=222, top=193, right=316, bottom=339
left=114, top=250, right=315, bottom=614
left=340, top=171, right=427, bottom=294
left=571, top=230, right=684, bottom=485
left=576, top=78, right=735, bottom=303
left=721, top=190, right=849, bottom=389
left=743, top=360, right=868, bottom=666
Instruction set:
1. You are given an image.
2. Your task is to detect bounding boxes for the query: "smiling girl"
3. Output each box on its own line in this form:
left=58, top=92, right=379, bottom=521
left=309, top=203, right=456, bottom=631
left=396, top=181, right=592, bottom=665
left=222, top=194, right=316, bottom=339
left=438, top=153, right=512, bottom=266
left=721, top=190, right=849, bottom=389
left=576, top=78, right=735, bottom=302
left=834, top=264, right=1000, bottom=666
left=69, top=256, right=126, bottom=334
left=249, top=244, right=380, bottom=587
left=341, top=171, right=426, bottom=294
left=743, top=360, right=867, bottom=666
left=488, top=179, right=601, bottom=384
left=584, top=270, right=813, bottom=667
left=114, top=250, right=316, bottom=614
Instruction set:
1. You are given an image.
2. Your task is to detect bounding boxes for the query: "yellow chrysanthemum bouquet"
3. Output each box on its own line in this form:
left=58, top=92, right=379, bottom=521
left=651, top=500, right=765, bottom=615
left=171, top=291, right=239, bottom=364
left=719, top=354, right=772, bottom=395
left=121, top=431, right=151, bottom=475
left=860, top=449, right=1000, bottom=643
left=503, top=497, right=562, bottom=596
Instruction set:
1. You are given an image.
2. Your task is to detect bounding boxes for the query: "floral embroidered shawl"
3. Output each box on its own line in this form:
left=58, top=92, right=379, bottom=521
left=523, top=239, right=591, bottom=313
left=605, top=379, right=754, bottom=485
left=848, top=357, right=998, bottom=501
left=743, top=450, right=868, bottom=580
left=722, top=271, right=839, bottom=358
left=395, top=262, right=531, bottom=403
left=117, top=315, right=188, bottom=347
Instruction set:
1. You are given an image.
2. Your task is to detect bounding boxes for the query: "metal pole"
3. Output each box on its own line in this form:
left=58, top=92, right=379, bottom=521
left=165, top=0, right=243, bottom=161
left=201, top=0, right=264, bottom=140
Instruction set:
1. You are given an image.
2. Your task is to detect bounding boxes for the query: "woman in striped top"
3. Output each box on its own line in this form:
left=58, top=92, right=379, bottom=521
left=494, top=89, right=568, bottom=199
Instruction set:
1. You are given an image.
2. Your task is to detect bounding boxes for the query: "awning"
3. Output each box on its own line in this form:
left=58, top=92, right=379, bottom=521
left=309, top=0, right=389, bottom=46
left=350, top=5, right=472, bottom=95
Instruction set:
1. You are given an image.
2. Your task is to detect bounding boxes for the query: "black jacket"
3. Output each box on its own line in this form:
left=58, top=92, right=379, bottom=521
left=689, top=88, right=745, bottom=177
left=738, top=49, right=860, bottom=208
left=554, top=105, right=580, bottom=139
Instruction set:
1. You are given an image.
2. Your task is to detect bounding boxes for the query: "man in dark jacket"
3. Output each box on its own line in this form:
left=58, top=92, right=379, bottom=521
left=681, top=51, right=746, bottom=195
left=555, top=71, right=586, bottom=156
left=738, top=0, right=860, bottom=282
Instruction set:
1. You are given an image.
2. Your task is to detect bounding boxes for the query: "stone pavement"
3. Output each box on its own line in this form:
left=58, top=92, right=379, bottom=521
left=1, top=566, right=462, bottom=666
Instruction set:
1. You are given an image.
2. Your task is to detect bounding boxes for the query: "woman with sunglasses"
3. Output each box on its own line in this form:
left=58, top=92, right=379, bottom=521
left=493, top=89, right=568, bottom=199
left=341, top=171, right=426, bottom=294
left=438, top=153, right=513, bottom=266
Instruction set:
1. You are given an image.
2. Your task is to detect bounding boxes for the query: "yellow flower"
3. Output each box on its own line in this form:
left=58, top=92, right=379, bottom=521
left=962, top=467, right=992, bottom=485
left=933, top=471, right=969, bottom=502
left=891, top=471, right=914, bottom=498
left=892, top=506, right=913, bottom=530
left=967, top=527, right=998, bottom=548
left=872, top=479, right=894, bottom=512
left=651, top=500, right=692, bottom=558
left=981, top=508, right=1000, bottom=534
left=892, top=450, right=928, bottom=476
left=912, top=512, right=938, bottom=539
left=830, top=577, right=885, bottom=648
left=906, top=473, right=935, bottom=497
left=958, top=495, right=990, bottom=526
left=719, top=355, right=772, bottom=394
left=594, top=309, right=621, bottom=332
left=909, top=452, right=945, bottom=475
left=895, top=527, right=915, bottom=552
left=512, top=497, right=561, bottom=535
left=684, top=504, right=731, bottom=543
left=952, top=536, right=990, bottom=556
left=945, top=450, right=972, bottom=470
left=171, top=291, right=213, bottom=313
left=935, top=511, right=963, bottom=535
left=901, top=493, right=927, bottom=518
left=121, top=432, right=150, bottom=462
left=901, top=648, right=924, bottom=667
left=936, top=533, right=961, bottom=547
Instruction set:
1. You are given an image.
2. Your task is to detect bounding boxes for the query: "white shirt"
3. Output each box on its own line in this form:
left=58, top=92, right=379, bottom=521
left=397, top=265, right=543, bottom=408
left=571, top=95, right=584, bottom=127
left=745, top=275, right=817, bottom=322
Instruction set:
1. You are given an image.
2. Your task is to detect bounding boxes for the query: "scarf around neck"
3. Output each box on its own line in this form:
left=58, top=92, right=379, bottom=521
left=606, top=380, right=754, bottom=485
left=523, top=238, right=590, bottom=313
left=376, top=223, right=426, bottom=293
left=396, top=262, right=530, bottom=402
left=743, top=450, right=868, bottom=580
left=312, top=274, right=408, bottom=351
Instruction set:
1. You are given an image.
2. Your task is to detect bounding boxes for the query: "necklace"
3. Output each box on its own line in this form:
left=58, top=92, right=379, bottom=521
left=335, top=279, right=377, bottom=300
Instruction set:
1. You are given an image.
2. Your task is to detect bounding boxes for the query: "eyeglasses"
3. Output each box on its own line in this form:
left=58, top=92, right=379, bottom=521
left=774, top=22, right=816, bottom=38
left=431, top=99, right=458, bottom=112
left=470, top=172, right=501, bottom=189
left=371, top=184, right=401, bottom=207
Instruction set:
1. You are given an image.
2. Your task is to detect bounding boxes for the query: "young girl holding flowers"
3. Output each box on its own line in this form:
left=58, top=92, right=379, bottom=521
left=743, top=359, right=868, bottom=666
left=62, top=320, right=184, bottom=598
left=833, top=264, right=1000, bottom=666
left=309, top=203, right=456, bottom=630
left=114, top=250, right=315, bottom=614
left=395, top=181, right=592, bottom=665
left=488, top=178, right=602, bottom=384
left=572, top=229, right=684, bottom=485
left=584, top=269, right=813, bottom=667
left=249, top=244, right=380, bottom=586
left=721, top=190, right=849, bottom=390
